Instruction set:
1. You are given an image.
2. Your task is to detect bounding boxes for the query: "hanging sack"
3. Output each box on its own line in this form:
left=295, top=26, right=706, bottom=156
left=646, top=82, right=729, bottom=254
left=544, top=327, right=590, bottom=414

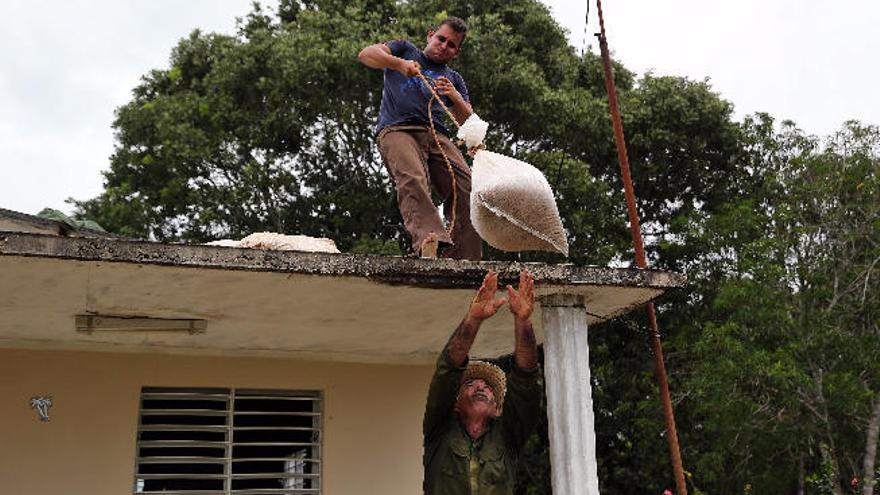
left=457, top=114, right=569, bottom=256
left=419, top=74, right=568, bottom=256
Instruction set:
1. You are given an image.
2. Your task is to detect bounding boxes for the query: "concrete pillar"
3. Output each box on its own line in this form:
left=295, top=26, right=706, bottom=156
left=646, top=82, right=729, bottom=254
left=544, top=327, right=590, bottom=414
left=540, top=294, right=600, bottom=495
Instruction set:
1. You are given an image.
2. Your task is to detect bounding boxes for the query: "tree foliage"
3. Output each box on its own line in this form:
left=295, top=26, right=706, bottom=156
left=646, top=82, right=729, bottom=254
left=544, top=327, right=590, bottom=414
left=678, top=120, right=880, bottom=494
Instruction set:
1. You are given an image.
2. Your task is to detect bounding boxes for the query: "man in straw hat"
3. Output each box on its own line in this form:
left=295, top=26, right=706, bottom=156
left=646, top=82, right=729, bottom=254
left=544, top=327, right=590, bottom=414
left=358, top=16, right=482, bottom=261
left=423, top=270, right=541, bottom=494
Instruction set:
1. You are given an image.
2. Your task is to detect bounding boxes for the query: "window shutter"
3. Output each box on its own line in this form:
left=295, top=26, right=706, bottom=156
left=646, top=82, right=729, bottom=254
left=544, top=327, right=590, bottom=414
left=135, top=387, right=321, bottom=494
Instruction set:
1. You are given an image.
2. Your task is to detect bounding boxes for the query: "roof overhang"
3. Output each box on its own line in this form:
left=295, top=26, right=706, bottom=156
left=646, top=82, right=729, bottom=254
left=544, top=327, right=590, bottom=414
left=0, top=232, right=685, bottom=364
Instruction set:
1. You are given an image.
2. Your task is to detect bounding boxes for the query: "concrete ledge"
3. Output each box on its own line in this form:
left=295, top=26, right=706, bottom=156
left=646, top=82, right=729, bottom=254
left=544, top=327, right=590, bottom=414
left=0, top=232, right=686, bottom=291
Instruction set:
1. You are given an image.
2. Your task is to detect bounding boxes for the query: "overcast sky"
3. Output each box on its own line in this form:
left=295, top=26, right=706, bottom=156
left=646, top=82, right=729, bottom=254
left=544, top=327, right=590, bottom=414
left=2, top=1, right=878, bottom=216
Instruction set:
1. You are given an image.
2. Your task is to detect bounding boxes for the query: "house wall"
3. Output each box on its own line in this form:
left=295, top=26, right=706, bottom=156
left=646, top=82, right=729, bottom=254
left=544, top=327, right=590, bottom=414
left=0, top=348, right=435, bottom=495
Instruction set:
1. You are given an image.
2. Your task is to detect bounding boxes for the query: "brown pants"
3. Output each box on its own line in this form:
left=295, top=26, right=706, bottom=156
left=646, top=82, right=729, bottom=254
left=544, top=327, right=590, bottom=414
left=377, top=125, right=482, bottom=261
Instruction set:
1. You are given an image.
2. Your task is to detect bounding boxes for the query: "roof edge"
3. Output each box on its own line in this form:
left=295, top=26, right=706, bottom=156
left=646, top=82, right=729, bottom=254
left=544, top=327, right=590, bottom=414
left=0, top=231, right=687, bottom=290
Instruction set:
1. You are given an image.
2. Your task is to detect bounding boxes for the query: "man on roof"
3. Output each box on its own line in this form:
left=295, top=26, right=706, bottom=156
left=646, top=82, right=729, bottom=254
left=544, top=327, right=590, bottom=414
left=358, top=16, right=482, bottom=261
left=423, top=270, right=542, bottom=494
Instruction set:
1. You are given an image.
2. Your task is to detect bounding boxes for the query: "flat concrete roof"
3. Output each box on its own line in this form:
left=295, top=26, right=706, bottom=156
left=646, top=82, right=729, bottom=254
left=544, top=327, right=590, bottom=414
left=0, top=232, right=685, bottom=364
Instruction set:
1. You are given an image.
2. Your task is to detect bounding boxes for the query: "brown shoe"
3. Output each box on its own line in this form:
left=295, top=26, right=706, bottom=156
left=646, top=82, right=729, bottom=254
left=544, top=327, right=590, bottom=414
left=420, top=233, right=439, bottom=259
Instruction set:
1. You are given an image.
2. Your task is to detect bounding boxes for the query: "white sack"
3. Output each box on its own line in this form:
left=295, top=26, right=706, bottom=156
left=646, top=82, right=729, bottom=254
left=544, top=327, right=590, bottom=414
left=456, top=113, right=489, bottom=149
left=240, top=232, right=340, bottom=253
left=470, top=150, right=569, bottom=256
left=206, top=232, right=340, bottom=253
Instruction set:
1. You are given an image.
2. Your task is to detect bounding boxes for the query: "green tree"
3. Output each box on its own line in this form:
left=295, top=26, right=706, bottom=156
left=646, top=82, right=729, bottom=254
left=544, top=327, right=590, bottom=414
left=680, top=120, right=880, bottom=494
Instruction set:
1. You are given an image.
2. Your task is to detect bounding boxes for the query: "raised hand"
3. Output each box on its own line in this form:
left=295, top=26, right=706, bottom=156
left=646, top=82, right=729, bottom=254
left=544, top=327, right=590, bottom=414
left=507, top=270, right=535, bottom=322
left=467, top=271, right=507, bottom=322
left=434, top=76, right=460, bottom=98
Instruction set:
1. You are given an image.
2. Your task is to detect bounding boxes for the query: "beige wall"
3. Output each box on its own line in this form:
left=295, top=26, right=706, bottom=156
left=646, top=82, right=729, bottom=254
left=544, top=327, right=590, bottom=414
left=0, top=348, right=434, bottom=495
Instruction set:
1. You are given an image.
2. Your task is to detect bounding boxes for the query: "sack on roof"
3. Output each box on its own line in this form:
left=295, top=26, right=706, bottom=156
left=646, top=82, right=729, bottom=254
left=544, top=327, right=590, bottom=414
left=458, top=115, right=569, bottom=256
left=205, top=232, right=340, bottom=253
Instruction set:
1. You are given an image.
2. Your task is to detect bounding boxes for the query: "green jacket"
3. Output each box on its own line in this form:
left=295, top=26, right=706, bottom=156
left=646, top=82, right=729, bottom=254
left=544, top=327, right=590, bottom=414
left=423, top=350, right=542, bottom=494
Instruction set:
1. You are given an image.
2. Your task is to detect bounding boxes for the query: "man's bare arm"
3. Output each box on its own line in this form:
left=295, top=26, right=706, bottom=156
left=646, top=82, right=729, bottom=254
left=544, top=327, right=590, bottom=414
left=445, top=316, right=481, bottom=366
left=358, top=43, right=420, bottom=77
left=446, top=271, right=507, bottom=366
left=507, top=270, right=538, bottom=370
left=513, top=317, right=538, bottom=370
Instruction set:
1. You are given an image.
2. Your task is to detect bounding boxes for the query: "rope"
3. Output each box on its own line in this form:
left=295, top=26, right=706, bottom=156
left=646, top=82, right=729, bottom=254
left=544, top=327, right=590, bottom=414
left=417, top=73, right=461, bottom=130
left=417, top=72, right=478, bottom=240
left=466, top=143, right=486, bottom=157
left=419, top=73, right=458, bottom=238
left=415, top=72, right=488, bottom=241
left=417, top=73, right=486, bottom=156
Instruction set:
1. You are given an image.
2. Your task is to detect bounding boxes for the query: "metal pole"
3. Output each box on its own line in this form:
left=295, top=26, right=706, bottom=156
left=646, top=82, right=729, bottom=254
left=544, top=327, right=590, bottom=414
left=594, top=1, right=688, bottom=493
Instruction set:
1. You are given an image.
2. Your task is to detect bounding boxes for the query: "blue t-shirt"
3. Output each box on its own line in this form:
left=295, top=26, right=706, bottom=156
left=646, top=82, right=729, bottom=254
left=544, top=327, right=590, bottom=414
left=375, top=39, right=470, bottom=136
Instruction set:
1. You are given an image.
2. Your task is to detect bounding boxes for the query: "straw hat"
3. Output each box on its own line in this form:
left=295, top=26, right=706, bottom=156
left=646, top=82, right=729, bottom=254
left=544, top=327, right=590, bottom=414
left=462, top=360, right=507, bottom=408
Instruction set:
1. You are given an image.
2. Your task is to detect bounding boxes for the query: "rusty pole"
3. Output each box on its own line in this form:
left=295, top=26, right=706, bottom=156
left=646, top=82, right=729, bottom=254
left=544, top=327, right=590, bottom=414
left=594, top=1, right=688, bottom=494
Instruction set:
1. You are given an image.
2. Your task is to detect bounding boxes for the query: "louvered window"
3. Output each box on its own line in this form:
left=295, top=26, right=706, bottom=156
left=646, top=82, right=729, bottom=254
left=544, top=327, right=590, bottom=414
left=134, top=387, right=321, bottom=494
